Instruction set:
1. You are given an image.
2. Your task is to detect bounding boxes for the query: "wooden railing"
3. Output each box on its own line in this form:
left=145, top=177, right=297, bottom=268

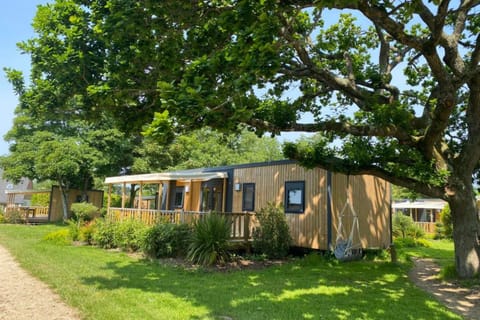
left=108, top=208, right=256, bottom=242
left=415, top=222, right=436, bottom=234
left=5, top=206, right=49, bottom=219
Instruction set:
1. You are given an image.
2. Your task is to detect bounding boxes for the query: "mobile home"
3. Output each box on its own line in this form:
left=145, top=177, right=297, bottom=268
left=105, top=160, right=391, bottom=250
left=392, top=198, right=447, bottom=234
left=5, top=186, right=104, bottom=223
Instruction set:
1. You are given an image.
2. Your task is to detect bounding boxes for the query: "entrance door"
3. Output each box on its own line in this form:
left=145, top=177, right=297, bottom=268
left=200, top=179, right=223, bottom=212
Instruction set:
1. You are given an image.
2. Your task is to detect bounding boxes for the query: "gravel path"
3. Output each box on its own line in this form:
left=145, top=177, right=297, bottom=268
left=409, top=258, right=480, bottom=320
left=0, top=245, right=80, bottom=320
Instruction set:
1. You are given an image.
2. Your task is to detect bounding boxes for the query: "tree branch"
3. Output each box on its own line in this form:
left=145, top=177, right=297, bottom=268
left=282, top=121, right=415, bottom=143
left=375, top=25, right=389, bottom=75
left=347, top=166, right=445, bottom=199
left=288, top=151, right=446, bottom=198
left=458, top=61, right=480, bottom=173
left=354, top=1, right=423, bottom=50
left=472, top=33, right=480, bottom=67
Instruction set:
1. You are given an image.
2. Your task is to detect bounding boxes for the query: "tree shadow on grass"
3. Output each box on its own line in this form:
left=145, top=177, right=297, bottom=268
left=80, top=255, right=461, bottom=320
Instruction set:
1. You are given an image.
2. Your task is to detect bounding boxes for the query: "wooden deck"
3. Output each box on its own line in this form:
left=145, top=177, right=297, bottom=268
left=108, top=208, right=256, bottom=242
left=5, top=206, right=49, bottom=224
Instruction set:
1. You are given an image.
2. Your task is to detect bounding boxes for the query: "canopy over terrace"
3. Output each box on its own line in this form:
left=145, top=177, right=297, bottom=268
left=392, top=198, right=447, bottom=234
left=392, top=199, right=447, bottom=211
left=104, top=170, right=229, bottom=212
left=104, top=171, right=228, bottom=184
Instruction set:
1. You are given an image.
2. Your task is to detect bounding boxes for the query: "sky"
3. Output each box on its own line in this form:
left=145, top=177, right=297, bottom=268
left=0, top=1, right=49, bottom=156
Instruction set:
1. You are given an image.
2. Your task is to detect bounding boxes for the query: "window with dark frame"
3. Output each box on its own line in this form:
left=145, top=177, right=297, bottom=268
left=242, top=183, right=255, bottom=211
left=284, top=181, right=305, bottom=213
left=174, top=186, right=185, bottom=208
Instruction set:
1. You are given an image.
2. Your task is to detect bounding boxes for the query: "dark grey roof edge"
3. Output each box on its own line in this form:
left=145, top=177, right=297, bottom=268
left=203, top=159, right=296, bottom=172
left=157, top=159, right=297, bottom=176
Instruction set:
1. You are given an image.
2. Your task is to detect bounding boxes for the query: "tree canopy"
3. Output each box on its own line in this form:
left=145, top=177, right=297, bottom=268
left=133, top=127, right=283, bottom=173
left=3, top=0, right=480, bottom=277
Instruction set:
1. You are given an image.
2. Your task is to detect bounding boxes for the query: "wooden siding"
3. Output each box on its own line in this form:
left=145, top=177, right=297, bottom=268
left=233, top=163, right=391, bottom=250
left=189, top=181, right=202, bottom=211
left=233, top=163, right=328, bottom=249
left=330, top=174, right=391, bottom=250
left=49, top=187, right=104, bottom=221
left=164, top=181, right=203, bottom=211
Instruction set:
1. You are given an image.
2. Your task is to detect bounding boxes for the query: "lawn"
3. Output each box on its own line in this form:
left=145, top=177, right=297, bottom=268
left=397, top=239, right=455, bottom=268
left=0, top=224, right=461, bottom=320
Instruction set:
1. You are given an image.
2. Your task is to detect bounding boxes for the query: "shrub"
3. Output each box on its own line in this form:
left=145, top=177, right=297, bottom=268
left=434, top=221, right=446, bottom=240
left=92, top=218, right=117, bottom=249
left=253, top=203, right=292, bottom=259
left=439, top=205, right=453, bottom=239
left=392, top=212, right=425, bottom=239
left=142, top=222, right=192, bottom=258
left=43, top=229, right=72, bottom=246
left=0, top=209, right=5, bottom=224
left=393, top=237, right=416, bottom=248
left=105, top=193, right=122, bottom=208
left=114, top=219, right=148, bottom=252
left=415, top=238, right=432, bottom=248
left=394, top=236, right=431, bottom=249
left=392, top=212, right=413, bottom=238
left=79, top=221, right=97, bottom=245
left=71, top=202, right=99, bottom=223
left=187, top=213, right=231, bottom=266
left=92, top=218, right=148, bottom=251
left=67, top=220, right=80, bottom=241
left=3, top=210, right=25, bottom=224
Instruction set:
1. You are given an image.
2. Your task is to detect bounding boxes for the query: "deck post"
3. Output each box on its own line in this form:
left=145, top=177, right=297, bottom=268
left=139, top=183, right=143, bottom=210
left=157, top=183, right=162, bottom=210
left=222, top=178, right=227, bottom=213
left=121, top=182, right=126, bottom=209
left=244, top=213, right=250, bottom=242
left=107, top=184, right=112, bottom=216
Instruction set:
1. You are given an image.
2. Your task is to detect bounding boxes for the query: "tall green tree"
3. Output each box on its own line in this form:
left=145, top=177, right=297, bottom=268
left=85, top=1, right=479, bottom=277
left=1, top=131, right=82, bottom=219
left=1, top=1, right=136, bottom=219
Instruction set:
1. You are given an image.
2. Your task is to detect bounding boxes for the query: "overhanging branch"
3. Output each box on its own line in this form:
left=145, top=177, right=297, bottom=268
left=287, top=150, right=446, bottom=199
left=283, top=121, right=414, bottom=143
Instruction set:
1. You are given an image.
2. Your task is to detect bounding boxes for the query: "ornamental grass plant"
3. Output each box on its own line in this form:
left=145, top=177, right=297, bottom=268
left=187, top=213, right=232, bottom=266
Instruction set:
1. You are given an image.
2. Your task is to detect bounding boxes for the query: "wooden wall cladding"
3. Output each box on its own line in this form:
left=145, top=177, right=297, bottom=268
left=233, top=163, right=390, bottom=250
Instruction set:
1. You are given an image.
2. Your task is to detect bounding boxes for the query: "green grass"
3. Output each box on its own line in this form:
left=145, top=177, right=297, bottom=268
left=396, top=239, right=454, bottom=268
left=0, top=224, right=462, bottom=320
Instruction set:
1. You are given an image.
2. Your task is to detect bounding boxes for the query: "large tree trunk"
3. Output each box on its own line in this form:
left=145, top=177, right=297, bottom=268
left=448, top=183, right=480, bottom=278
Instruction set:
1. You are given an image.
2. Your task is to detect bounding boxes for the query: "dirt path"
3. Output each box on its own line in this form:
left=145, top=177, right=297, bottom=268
left=0, top=245, right=81, bottom=320
left=409, top=258, right=480, bottom=320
